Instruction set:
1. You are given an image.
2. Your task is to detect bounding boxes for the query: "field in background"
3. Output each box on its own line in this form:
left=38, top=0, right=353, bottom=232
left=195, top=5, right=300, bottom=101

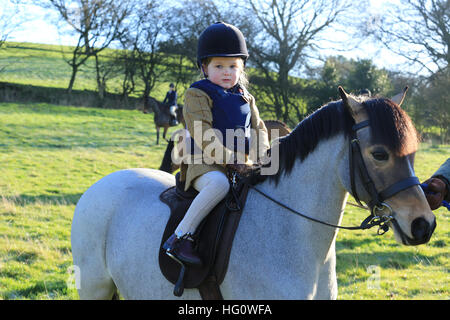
left=0, top=42, right=184, bottom=102
left=0, top=102, right=448, bottom=300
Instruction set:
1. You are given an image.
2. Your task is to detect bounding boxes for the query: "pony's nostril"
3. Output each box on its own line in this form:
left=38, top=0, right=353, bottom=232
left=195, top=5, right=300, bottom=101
left=411, top=217, right=430, bottom=242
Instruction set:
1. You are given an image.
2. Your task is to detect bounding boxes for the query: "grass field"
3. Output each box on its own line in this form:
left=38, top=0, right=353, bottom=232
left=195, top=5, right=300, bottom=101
left=0, top=101, right=448, bottom=300
left=0, top=42, right=184, bottom=102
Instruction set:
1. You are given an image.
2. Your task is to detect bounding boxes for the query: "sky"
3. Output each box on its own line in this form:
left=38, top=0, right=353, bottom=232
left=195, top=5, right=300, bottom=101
left=3, top=0, right=413, bottom=75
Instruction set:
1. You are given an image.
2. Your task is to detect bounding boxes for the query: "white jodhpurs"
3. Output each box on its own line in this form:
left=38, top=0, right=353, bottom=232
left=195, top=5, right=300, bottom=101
left=169, top=105, right=178, bottom=117
left=175, top=170, right=230, bottom=237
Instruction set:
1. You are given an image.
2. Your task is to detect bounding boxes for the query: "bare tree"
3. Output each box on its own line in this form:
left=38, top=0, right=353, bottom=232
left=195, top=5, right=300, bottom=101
left=89, top=50, right=126, bottom=105
left=121, top=0, right=168, bottom=111
left=112, top=43, right=138, bottom=102
left=414, top=68, right=450, bottom=142
left=0, top=0, right=25, bottom=73
left=161, top=0, right=223, bottom=95
left=362, top=0, right=449, bottom=142
left=365, top=0, right=449, bottom=75
left=0, top=0, right=21, bottom=48
left=45, top=0, right=131, bottom=93
left=237, top=0, right=351, bottom=124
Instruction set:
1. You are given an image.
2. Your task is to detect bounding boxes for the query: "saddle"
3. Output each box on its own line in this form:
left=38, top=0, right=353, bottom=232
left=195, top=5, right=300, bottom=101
left=159, top=172, right=250, bottom=299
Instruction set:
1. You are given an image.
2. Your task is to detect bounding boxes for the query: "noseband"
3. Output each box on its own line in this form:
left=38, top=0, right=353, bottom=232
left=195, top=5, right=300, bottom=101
left=349, top=120, right=420, bottom=234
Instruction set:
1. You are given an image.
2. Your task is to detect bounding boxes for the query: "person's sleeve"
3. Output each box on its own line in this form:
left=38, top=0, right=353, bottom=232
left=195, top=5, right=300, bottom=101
left=249, top=95, right=270, bottom=162
left=183, top=88, right=235, bottom=167
left=432, top=158, right=450, bottom=201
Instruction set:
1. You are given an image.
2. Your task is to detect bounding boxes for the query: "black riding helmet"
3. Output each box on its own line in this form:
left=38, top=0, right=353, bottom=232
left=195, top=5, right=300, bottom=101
left=197, top=22, right=249, bottom=68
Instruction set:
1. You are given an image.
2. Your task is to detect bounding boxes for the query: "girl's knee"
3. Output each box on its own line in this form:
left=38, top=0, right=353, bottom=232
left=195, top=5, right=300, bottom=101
left=211, top=178, right=229, bottom=199
left=204, top=171, right=230, bottom=196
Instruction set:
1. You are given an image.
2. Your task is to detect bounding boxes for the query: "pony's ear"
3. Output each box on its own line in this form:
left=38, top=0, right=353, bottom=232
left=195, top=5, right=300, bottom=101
left=390, top=86, right=408, bottom=107
left=338, top=86, right=365, bottom=120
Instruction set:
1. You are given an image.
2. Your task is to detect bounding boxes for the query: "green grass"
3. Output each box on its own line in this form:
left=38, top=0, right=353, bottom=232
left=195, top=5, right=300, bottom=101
left=0, top=101, right=449, bottom=300
left=0, top=42, right=187, bottom=102
left=0, top=102, right=177, bottom=299
left=337, top=146, right=449, bottom=300
left=0, top=41, right=447, bottom=300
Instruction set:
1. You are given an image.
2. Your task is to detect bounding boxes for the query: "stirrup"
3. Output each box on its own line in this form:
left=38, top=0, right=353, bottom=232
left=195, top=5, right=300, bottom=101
left=166, top=251, right=186, bottom=297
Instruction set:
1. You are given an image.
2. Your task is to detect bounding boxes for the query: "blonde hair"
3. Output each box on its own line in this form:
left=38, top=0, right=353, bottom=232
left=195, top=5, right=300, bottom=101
left=201, top=57, right=249, bottom=89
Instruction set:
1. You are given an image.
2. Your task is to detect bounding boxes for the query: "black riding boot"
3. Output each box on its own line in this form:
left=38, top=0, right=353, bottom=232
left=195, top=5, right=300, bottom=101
left=163, top=233, right=202, bottom=267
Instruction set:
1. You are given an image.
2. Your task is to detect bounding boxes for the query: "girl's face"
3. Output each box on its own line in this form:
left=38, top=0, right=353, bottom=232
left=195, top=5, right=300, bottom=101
left=203, top=57, right=243, bottom=89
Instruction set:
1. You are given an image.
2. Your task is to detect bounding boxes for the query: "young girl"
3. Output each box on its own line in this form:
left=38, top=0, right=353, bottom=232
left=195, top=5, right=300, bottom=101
left=163, top=22, right=270, bottom=266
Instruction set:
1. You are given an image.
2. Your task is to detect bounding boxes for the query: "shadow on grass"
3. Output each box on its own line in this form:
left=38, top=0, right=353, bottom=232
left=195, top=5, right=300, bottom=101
left=0, top=81, right=142, bottom=110
left=1, top=121, right=157, bottom=150
left=4, top=280, right=68, bottom=300
left=5, top=193, right=83, bottom=206
left=336, top=249, right=447, bottom=274
left=8, top=250, right=39, bottom=265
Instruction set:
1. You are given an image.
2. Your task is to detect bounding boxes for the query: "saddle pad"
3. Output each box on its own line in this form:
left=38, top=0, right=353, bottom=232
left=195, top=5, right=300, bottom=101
left=158, top=176, right=248, bottom=289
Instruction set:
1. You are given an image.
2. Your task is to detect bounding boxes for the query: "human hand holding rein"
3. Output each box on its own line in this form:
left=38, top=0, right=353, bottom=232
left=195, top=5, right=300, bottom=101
left=226, top=163, right=252, bottom=175
left=421, top=177, right=448, bottom=210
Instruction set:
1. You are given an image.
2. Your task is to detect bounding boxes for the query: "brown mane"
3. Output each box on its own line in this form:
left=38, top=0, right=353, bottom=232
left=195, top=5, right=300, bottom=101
left=363, top=98, right=418, bottom=156
left=264, top=97, right=419, bottom=183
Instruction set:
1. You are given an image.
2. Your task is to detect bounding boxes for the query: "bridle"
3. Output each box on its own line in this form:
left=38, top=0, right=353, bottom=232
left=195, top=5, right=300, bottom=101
left=239, top=119, right=420, bottom=236
left=347, top=120, right=420, bottom=236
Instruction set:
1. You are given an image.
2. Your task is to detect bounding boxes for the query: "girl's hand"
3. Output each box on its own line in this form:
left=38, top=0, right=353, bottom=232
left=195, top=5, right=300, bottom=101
left=226, top=163, right=251, bottom=175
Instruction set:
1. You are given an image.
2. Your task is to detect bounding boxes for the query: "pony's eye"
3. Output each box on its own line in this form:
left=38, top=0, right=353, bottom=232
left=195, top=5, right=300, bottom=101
left=372, top=151, right=389, bottom=161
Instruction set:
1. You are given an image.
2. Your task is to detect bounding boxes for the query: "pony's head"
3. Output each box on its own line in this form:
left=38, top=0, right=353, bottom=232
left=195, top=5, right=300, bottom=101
left=339, top=86, right=436, bottom=245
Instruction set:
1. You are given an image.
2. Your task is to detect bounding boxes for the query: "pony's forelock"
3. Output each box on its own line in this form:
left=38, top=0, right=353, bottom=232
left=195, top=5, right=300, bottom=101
left=363, top=98, right=418, bottom=156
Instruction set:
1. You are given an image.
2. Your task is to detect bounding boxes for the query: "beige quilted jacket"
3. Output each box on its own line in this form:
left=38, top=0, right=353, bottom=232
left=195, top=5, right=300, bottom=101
left=179, top=87, right=270, bottom=191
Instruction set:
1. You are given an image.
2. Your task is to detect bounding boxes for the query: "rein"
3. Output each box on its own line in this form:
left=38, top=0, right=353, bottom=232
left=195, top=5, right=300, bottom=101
left=248, top=184, right=391, bottom=233
left=234, top=119, right=420, bottom=236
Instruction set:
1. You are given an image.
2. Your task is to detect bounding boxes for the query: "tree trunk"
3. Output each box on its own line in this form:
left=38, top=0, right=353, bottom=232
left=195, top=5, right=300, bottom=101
left=94, top=54, right=106, bottom=104
left=143, top=85, right=151, bottom=112
left=67, top=64, right=78, bottom=94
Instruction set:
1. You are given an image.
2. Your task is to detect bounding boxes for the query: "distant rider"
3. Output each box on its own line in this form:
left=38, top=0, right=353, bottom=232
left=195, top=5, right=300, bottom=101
left=163, top=83, right=179, bottom=126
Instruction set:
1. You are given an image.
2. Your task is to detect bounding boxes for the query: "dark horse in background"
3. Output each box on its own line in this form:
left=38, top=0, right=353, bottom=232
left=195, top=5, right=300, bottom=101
left=145, top=97, right=184, bottom=145
left=159, top=119, right=292, bottom=173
